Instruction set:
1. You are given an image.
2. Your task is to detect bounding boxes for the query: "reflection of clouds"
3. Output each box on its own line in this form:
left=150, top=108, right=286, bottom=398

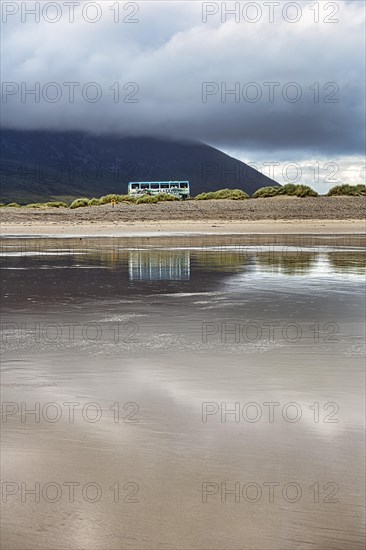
left=255, top=252, right=317, bottom=275
left=327, top=253, right=366, bottom=276
left=129, top=366, right=355, bottom=441
left=344, top=343, right=366, bottom=357
left=101, top=313, right=149, bottom=322
left=251, top=253, right=366, bottom=278
left=305, top=255, right=366, bottom=279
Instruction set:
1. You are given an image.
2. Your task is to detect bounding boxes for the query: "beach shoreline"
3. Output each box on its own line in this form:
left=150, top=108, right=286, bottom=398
left=1, top=219, right=365, bottom=237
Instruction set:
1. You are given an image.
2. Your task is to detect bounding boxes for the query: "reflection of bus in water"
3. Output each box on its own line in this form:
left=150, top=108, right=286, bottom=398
left=129, top=251, right=190, bottom=281
left=128, top=181, right=190, bottom=199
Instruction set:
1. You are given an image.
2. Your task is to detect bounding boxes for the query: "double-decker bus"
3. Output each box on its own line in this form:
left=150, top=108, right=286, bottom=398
left=128, top=181, right=190, bottom=199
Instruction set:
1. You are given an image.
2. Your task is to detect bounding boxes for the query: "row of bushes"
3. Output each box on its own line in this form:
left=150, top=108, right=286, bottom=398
left=197, top=183, right=366, bottom=200
left=70, top=193, right=179, bottom=208
left=195, top=189, right=249, bottom=200
left=1, top=185, right=365, bottom=207
left=196, top=184, right=319, bottom=200
left=0, top=194, right=179, bottom=209
left=326, top=184, right=366, bottom=196
left=0, top=201, right=68, bottom=208
left=253, top=184, right=319, bottom=198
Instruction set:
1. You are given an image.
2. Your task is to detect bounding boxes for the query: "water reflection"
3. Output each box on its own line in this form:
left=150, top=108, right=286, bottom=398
left=328, top=252, right=366, bottom=274
left=1, top=235, right=365, bottom=550
left=256, top=252, right=317, bottom=275
left=2, top=245, right=365, bottom=278
left=128, top=251, right=190, bottom=281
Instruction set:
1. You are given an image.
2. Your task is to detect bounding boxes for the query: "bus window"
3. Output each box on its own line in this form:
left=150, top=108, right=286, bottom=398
left=161, top=184, right=169, bottom=189
left=141, top=184, right=149, bottom=189
left=131, top=184, right=139, bottom=189
left=151, top=184, right=159, bottom=189
left=180, top=183, right=187, bottom=188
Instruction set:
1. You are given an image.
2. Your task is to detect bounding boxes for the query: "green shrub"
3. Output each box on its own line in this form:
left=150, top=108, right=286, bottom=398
left=23, top=201, right=68, bottom=208
left=252, top=186, right=279, bottom=198
left=277, top=183, right=297, bottom=196
left=4, top=202, right=20, bottom=207
left=279, top=184, right=317, bottom=197
left=98, top=194, right=119, bottom=205
left=327, top=184, right=366, bottom=196
left=293, top=185, right=318, bottom=197
left=253, top=184, right=317, bottom=198
left=155, top=193, right=179, bottom=201
left=215, top=189, right=249, bottom=199
left=136, top=195, right=158, bottom=204
left=70, top=198, right=90, bottom=209
left=88, top=198, right=99, bottom=206
left=88, top=196, right=136, bottom=206
left=195, top=188, right=249, bottom=200
left=117, top=194, right=137, bottom=203
left=45, top=201, right=68, bottom=208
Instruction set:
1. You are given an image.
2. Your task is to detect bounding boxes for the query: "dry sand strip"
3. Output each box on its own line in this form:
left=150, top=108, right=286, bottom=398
left=1, top=219, right=365, bottom=237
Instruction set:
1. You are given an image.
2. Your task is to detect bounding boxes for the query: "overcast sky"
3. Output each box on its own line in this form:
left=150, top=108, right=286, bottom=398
left=1, top=0, right=365, bottom=189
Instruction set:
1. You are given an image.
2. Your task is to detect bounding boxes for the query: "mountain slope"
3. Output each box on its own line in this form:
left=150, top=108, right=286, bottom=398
left=0, top=130, right=279, bottom=202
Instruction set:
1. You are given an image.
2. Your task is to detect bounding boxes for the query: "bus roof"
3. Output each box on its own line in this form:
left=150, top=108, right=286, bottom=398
left=129, top=181, right=189, bottom=184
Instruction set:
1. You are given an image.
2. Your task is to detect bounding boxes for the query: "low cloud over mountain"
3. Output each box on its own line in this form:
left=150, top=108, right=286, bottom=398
left=1, top=1, right=365, bottom=159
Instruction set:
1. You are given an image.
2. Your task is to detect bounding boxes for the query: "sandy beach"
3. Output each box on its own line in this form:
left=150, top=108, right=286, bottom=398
left=2, top=233, right=365, bottom=550
left=1, top=197, right=365, bottom=236
left=1, top=219, right=365, bottom=236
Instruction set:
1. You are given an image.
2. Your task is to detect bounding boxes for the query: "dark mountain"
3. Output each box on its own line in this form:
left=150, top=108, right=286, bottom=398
left=0, top=130, right=279, bottom=202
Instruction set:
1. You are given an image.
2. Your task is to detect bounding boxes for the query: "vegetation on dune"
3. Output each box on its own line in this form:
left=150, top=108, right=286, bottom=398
left=4, top=184, right=366, bottom=207
left=195, top=189, right=249, bottom=200
left=70, top=198, right=90, bottom=209
left=2, top=201, right=67, bottom=208
left=280, top=184, right=318, bottom=197
left=117, top=194, right=137, bottom=203
left=327, top=184, right=366, bottom=196
left=252, top=186, right=280, bottom=198
left=96, top=193, right=178, bottom=205
left=155, top=193, right=179, bottom=201
left=97, top=194, right=137, bottom=204
left=25, top=201, right=68, bottom=208
left=98, top=194, right=120, bottom=205
left=136, top=194, right=159, bottom=204
left=44, top=201, right=68, bottom=208
left=253, top=184, right=318, bottom=198
left=3, top=193, right=180, bottom=209
left=88, top=198, right=100, bottom=206
left=95, top=193, right=179, bottom=205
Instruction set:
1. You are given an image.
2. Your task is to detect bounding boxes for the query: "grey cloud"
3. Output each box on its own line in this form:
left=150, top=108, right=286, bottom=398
left=1, top=0, right=365, bottom=157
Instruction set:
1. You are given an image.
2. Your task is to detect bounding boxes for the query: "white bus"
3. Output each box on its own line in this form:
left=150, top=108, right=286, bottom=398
left=128, top=181, right=190, bottom=199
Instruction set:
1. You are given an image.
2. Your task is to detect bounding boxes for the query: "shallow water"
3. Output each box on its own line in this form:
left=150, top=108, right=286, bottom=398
left=1, top=235, right=365, bottom=549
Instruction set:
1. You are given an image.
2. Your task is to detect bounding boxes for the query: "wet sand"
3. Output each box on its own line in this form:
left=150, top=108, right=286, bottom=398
left=1, top=235, right=365, bottom=549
